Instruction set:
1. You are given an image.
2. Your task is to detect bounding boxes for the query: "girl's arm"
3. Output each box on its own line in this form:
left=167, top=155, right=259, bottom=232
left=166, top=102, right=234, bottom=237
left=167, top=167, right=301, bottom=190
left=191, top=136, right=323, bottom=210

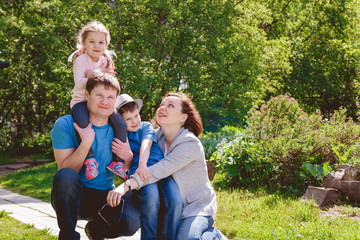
left=73, top=57, right=90, bottom=90
left=135, top=139, right=152, bottom=181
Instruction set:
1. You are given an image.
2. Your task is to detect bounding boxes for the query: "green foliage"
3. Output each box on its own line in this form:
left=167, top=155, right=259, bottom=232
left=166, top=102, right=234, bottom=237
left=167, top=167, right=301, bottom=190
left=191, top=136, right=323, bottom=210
left=199, top=125, right=242, bottom=160
left=1, top=0, right=360, bottom=157
left=301, top=162, right=332, bottom=186
left=207, top=95, right=360, bottom=193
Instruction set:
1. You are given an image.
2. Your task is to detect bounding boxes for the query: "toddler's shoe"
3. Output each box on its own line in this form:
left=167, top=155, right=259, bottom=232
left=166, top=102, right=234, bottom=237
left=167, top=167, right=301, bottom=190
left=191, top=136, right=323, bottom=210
left=107, top=161, right=127, bottom=180
left=84, top=158, right=98, bottom=180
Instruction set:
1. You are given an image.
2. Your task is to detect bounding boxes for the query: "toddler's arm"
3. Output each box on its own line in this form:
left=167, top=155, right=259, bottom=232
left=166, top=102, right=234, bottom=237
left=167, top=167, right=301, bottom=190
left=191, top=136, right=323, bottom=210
left=135, top=139, right=152, bottom=181
left=73, top=57, right=90, bottom=90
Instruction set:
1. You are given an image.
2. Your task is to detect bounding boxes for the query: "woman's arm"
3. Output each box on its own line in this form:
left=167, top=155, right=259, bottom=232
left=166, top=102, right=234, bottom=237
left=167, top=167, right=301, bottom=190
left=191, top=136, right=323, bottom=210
left=132, top=135, right=202, bottom=188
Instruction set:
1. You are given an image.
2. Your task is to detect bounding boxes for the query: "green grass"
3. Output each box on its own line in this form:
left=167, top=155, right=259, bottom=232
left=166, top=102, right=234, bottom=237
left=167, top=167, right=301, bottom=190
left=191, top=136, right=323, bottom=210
left=0, top=153, right=50, bottom=165
left=2, top=162, right=360, bottom=239
left=0, top=210, right=57, bottom=239
left=0, top=154, right=16, bottom=165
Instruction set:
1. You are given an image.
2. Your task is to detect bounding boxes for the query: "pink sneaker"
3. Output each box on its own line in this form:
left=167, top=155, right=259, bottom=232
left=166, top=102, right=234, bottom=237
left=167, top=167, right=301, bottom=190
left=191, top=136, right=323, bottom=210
left=107, top=161, right=127, bottom=180
left=84, top=158, right=98, bottom=180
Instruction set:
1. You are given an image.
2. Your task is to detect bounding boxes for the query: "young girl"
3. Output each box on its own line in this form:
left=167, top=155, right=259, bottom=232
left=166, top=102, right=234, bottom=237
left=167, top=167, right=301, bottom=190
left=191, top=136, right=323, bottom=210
left=68, top=21, right=128, bottom=181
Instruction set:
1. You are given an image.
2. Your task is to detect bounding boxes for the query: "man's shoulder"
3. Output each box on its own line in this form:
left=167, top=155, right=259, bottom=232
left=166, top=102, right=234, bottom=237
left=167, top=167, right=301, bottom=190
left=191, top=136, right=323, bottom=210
left=54, top=115, right=74, bottom=127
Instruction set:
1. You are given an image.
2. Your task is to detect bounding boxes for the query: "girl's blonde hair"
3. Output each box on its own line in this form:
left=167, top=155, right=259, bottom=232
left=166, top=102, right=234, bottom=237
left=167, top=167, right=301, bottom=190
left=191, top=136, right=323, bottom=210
left=71, top=21, right=115, bottom=68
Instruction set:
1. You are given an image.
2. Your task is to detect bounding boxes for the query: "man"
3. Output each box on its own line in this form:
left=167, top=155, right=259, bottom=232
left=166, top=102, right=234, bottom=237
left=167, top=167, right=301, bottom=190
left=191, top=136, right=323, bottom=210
left=51, top=74, right=140, bottom=240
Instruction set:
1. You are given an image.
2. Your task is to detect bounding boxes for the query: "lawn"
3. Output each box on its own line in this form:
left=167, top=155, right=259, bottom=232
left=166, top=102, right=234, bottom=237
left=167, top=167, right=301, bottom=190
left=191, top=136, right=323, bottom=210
left=1, top=162, right=360, bottom=239
left=0, top=210, right=57, bottom=240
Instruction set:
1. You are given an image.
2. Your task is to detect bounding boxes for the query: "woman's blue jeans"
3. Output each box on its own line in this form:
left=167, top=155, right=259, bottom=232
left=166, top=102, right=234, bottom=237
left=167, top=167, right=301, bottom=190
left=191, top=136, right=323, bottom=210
left=51, top=168, right=140, bottom=240
left=136, top=177, right=183, bottom=240
left=176, top=215, right=223, bottom=240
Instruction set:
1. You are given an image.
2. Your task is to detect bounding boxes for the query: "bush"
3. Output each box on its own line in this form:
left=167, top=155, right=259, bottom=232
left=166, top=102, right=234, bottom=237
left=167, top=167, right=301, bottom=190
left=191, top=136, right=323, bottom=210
left=199, top=126, right=243, bottom=160
left=207, top=95, right=360, bottom=193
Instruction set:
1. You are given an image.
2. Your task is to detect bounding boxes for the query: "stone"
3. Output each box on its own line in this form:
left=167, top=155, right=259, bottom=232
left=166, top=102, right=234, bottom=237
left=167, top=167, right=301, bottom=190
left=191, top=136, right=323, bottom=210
left=340, top=181, right=360, bottom=202
left=324, top=171, right=344, bottom=190
left=324, top=164, right=359, bottom=190
left=206, top=160, right=216, bottom=181
left=302, top=186, right=341, bottom=207
left=6, top=163, right=32, bottom=170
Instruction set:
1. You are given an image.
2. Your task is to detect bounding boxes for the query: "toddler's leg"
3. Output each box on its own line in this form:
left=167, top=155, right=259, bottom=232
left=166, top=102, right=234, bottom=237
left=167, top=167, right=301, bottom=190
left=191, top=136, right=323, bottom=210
left=71, top=102, right=98, bottom=180
left=107, top=109, right=128, bottom=180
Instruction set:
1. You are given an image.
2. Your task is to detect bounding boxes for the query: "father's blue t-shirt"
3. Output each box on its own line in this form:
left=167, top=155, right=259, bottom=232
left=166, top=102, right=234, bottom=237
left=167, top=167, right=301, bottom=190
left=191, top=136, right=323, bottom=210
left=128, top=121, right=163, bottom=176
left=50, top=115, right=115, bottom=190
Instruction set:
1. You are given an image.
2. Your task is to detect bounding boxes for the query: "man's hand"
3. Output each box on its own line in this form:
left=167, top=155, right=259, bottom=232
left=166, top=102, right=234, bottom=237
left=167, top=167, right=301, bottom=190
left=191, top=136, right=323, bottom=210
left=111, top=138, right=133, bottom=168
left=73, top=123, right=95, bottom=148
left=107, top=185, right=126, bottom=207
left=135, top=165, right=150, bottom=182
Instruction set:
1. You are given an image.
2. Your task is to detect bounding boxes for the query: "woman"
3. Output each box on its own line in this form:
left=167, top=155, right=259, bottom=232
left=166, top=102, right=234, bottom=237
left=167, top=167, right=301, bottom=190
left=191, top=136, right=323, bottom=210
left=107, top=92, right=222, bottom=239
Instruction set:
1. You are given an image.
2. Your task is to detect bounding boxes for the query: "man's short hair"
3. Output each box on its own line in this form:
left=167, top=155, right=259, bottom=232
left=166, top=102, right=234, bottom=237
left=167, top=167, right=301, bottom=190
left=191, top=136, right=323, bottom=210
left=86, top=74, right=121, bottom=96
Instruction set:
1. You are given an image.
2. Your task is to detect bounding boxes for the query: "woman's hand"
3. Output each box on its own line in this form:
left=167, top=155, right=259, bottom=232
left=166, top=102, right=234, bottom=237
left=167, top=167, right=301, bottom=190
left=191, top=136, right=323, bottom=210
left=135, top=165, right=151, bottom=182
left=107, top=184, right=126, bottom=207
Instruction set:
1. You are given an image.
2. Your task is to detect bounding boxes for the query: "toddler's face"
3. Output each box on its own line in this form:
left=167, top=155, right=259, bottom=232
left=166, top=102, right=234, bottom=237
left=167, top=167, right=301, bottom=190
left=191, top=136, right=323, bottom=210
left=122, top=108, right=141, bottom=132
left=84, top=31, right=107, bottom=62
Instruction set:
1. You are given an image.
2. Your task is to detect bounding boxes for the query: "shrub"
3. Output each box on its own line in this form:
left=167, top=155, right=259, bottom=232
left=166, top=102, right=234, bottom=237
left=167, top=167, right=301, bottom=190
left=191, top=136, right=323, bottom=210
left=207, top=95, right=360, bottom=193
left=199, top=126, right=243, bottom=160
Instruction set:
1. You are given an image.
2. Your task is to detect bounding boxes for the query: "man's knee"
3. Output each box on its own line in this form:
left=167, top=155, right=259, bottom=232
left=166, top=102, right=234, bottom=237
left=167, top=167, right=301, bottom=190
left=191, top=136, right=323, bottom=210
left=52, top=168, right=82, bottom=201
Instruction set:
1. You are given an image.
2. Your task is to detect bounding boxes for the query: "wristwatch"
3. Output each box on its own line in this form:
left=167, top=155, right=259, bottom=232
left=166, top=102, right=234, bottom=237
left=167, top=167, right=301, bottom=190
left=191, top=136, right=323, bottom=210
left=124, top=180, right=131, bottom=191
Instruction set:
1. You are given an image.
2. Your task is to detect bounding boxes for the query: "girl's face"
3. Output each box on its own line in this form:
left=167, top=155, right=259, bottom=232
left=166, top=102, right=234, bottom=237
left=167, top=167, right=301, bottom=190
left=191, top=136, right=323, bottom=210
left=156, top=96, right=187, bottom=128
left=84, top=31, right=107, bottom=62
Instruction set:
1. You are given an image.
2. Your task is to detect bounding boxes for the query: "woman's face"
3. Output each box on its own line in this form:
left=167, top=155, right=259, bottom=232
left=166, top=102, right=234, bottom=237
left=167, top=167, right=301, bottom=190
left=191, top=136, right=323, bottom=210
left=156, top=96, right=187, bottom=128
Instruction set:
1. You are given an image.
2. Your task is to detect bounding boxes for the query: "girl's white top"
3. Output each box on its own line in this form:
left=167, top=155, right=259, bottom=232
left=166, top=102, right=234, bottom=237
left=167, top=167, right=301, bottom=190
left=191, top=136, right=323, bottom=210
left=70, top=53, right=108, bottom=108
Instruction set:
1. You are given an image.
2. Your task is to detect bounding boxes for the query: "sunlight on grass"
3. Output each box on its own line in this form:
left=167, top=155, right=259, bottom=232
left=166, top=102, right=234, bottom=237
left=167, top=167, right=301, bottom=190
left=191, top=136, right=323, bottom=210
left=2, top=163, right=360, bottom=239
left=0, top=211, right=57, bottom=239
left=216, top=189, right=360, bottom=239
left=0, top=162, right=57, bottom=202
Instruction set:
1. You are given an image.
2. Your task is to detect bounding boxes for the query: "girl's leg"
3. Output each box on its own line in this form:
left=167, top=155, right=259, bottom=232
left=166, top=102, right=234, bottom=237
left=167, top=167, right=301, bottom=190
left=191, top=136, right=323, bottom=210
left=138, top=183, right=160, bottom=240
left=157, top=177, right=183, bottom=239
left=107, top=109, right=128, bottom=180
left=71, top=102, right=98, bottom=180
left=176, top=216, right=218, bottom=240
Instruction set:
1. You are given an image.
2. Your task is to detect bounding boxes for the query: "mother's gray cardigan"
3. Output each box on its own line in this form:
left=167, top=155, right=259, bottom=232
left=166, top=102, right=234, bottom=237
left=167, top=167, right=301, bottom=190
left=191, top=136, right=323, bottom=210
left=131, top=127, right=217, bottom=219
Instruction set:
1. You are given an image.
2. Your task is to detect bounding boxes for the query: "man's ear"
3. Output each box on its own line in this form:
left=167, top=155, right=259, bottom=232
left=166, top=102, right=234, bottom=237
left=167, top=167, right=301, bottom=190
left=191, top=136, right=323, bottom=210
left=85, top=89, right=89, bottom=97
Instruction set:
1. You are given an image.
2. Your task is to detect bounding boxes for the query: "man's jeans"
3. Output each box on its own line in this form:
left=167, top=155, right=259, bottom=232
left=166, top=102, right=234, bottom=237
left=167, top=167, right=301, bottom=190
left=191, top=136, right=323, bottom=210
left=51, top=168, right=140, bottom=240
left=136, top=177, right=183, bottom=240
left=176, top=215, right=223, bottom=240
